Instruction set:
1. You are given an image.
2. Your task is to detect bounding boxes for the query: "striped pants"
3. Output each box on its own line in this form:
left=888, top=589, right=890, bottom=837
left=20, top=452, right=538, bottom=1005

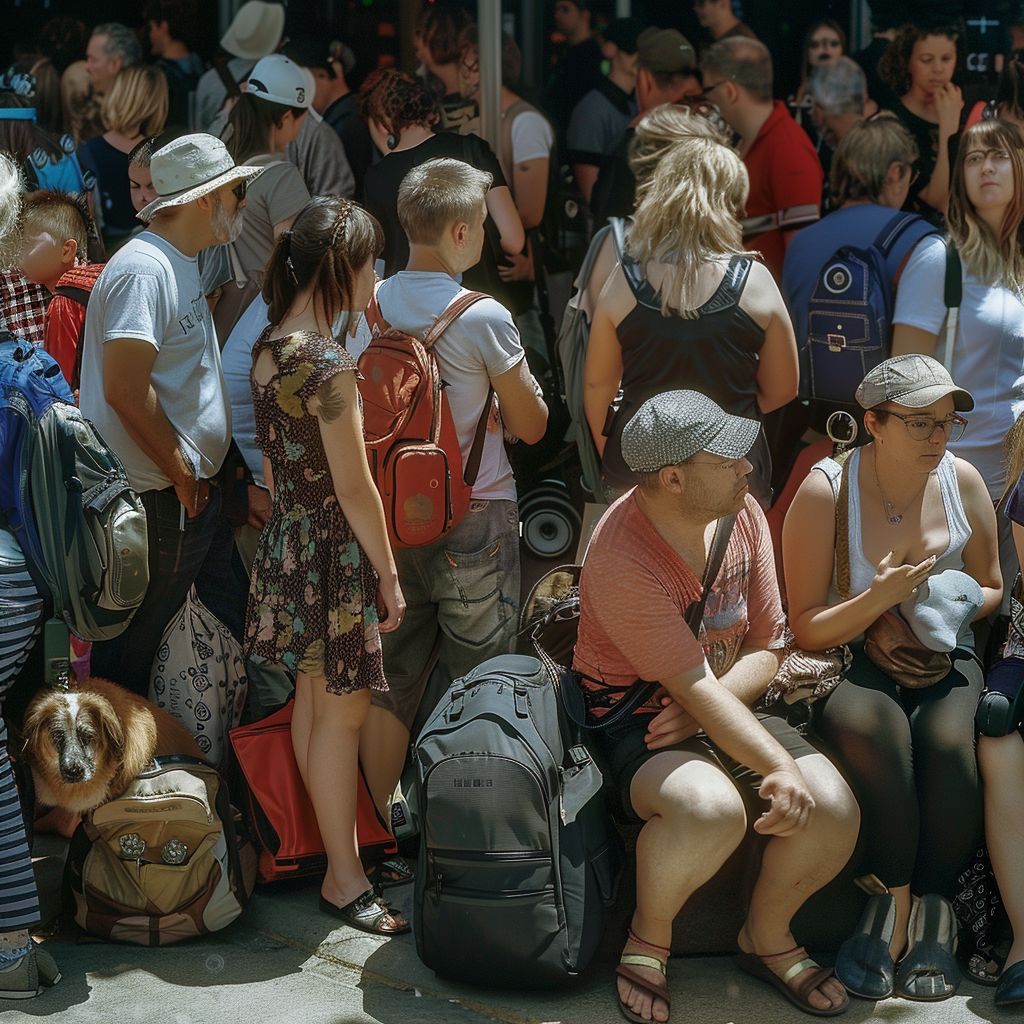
left=0, top=529, right=42, bottom=931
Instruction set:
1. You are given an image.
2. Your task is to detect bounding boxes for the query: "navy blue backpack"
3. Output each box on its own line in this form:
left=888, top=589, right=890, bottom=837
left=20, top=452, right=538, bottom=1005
left=800, top=213, right=937, bottom=404
left=0, top=332, right=148, bottom=640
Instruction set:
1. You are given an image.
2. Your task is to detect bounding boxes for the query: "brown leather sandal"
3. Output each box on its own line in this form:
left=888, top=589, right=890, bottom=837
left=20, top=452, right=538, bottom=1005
left=735, top=946, right=849, bottom=1017
left=615, top=929, right=671, bottom=1023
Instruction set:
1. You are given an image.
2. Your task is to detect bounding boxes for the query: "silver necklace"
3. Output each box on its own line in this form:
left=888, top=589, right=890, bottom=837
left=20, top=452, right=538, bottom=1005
left=872, top=447, right=929, bottom=525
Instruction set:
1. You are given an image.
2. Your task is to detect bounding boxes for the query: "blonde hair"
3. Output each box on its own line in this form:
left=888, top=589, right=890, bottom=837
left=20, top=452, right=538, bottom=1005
left=627, top=136, right=749, bottom=317
left=397, top=157, right=492, bottom=246
left=628, top=103, right=732, bottom=203
left=21, top=190, right=91, bottom=258
left=1001, top=410, right=1024, bottom=509
left=101, top=65, right=168, bottom=138
left=948, top=120, right=1024, bottom=294
left=0, top=153, right=23, bottom=269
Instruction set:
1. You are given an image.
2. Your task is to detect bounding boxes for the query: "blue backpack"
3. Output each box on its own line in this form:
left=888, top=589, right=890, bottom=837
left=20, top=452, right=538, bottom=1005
left=801, top=213, right=937, bottom=404
left=0, top=333, right=148, bottom=640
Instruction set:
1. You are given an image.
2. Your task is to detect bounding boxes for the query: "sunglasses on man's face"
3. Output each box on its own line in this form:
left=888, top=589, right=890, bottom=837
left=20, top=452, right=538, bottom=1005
left=232, top=179, right=248, bottom=203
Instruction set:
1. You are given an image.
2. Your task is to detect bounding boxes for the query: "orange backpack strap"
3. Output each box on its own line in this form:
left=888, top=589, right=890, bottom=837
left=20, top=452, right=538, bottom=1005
left=422, top=290, right=490, bottom=349
left=420, top=290, right=495, bottom=487
left=365, top=285, right=391, bottom=336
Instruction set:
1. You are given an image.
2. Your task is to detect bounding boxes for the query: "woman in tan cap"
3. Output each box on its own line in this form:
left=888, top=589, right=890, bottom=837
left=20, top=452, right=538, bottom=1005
left=783, top=354, right=1001, bottom=1002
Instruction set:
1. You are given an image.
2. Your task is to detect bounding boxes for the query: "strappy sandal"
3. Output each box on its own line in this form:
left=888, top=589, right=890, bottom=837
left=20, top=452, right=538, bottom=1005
left=319, top=889, right=410, bottom=935
left=615, top=929, right=671, bottom=1024
left=834, top=892, right=897, bottom=999
left=735, top=946, right=849, bottom=1017
left=894, top=894, right=961, bottom=1000
left=365, top=855, right=415, bottom=888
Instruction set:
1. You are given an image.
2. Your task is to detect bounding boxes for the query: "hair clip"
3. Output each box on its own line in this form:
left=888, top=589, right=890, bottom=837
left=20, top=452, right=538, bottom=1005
left=285, top=254, right=297, bottom=282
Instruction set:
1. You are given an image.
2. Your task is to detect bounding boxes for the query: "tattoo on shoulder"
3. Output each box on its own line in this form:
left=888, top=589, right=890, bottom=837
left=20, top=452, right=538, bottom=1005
left=317, top=377, right=347, bottom=423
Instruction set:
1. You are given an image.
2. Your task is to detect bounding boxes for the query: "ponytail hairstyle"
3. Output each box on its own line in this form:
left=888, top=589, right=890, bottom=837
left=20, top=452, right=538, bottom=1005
left=227, top=93, right=305, bottom=164
left=263, top=196, right=384, bottom=331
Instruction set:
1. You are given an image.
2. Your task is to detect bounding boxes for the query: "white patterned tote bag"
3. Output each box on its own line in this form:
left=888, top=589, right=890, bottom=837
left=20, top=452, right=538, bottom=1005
left=149, top=586, right=247, bottom=767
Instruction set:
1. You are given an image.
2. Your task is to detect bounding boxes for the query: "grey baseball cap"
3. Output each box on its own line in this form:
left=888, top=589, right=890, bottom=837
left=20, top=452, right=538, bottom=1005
left=855, top=354, right=974, bottom=412
left=620, top=390, right=760, bottom=473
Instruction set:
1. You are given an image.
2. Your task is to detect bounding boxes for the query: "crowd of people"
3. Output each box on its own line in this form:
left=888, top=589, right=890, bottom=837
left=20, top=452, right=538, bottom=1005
left=2, top=2, right=1024, bottom=1021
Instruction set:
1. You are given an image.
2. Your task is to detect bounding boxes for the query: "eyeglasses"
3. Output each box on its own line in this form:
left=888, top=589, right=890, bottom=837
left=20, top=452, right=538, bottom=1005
left=701, top=79, right=731, bottom=96
left=886, top=411, right=968, bottom=443
left=681, top=456, right=746, bottom=471
left=231, top=179, right=248, bottom=203
left=964, top=148, right=1012, bottom=167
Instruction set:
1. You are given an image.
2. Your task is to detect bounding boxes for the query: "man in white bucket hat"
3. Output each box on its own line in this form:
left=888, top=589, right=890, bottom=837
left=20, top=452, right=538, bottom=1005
left=193, top=0, right=286, bottom=130
left=79, top=134, right=264, bottom=697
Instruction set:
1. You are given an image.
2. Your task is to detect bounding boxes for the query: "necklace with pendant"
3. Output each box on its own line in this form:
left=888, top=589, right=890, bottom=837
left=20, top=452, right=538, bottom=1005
left=873, top=447, right=929, bottom=525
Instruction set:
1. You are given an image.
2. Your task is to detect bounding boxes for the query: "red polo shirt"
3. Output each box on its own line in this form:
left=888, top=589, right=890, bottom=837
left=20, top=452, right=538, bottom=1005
left=743, top=100, right=823, bottom=280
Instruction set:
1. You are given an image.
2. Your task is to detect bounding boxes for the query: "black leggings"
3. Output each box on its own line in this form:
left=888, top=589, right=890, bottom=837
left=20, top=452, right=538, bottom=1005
left=814, top=647, right=983, bottom=897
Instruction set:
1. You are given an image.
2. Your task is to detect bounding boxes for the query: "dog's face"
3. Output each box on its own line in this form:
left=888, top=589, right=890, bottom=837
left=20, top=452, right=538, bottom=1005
left=22, top=690, right=124, bottom=810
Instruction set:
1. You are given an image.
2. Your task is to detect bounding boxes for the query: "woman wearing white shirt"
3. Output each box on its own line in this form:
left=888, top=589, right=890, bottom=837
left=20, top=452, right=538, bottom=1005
left=892, top=119, right=1024, bottom=612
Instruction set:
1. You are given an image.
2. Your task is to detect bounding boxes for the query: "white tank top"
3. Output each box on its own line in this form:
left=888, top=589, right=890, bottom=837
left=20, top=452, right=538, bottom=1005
left=814, top=447, right=972, bottom=603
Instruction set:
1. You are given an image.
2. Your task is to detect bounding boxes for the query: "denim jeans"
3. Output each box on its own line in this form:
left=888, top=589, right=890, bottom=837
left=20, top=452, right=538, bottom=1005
left=91, top=485, right=243, bottom=697
left=374, top=499, right=520, bottom=731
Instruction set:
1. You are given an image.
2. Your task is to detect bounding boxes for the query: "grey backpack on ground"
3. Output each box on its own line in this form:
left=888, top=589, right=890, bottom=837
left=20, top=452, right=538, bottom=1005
left=412, top=654, right=622, bottom=989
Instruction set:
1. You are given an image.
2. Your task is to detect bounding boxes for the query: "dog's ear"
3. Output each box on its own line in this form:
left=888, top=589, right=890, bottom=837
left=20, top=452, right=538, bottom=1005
left=93, top=696, right=125, bottom=763
left=116, top=704, right=157, bottom=783
left=19, top=695, right=54, bottom=765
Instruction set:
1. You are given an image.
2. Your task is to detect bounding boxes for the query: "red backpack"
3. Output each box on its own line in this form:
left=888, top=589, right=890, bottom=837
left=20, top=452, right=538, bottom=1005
left=360, top=287, right=494, bottom=548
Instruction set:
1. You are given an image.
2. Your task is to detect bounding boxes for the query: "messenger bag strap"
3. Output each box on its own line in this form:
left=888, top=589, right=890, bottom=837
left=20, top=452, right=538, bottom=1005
left=942, top=241, right=962, bottom=374
left=581, top=512, right=738, bottom=731
left=835, top=459, right=852, bottom=602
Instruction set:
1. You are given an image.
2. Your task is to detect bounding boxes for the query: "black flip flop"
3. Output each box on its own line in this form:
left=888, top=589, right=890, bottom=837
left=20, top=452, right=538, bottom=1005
left=894, top=894, right=962, bottom=1001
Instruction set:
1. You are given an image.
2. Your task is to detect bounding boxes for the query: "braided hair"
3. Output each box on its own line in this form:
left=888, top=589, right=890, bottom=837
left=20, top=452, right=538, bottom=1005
left=263, top=196, right=384, bottom=331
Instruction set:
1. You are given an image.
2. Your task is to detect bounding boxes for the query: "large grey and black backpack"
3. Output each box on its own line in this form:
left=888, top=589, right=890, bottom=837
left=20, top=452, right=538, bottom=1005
left=412, top=654, right=621, bottom=989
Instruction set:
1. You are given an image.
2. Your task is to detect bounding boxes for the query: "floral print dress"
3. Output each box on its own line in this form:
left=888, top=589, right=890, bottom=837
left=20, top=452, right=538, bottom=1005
left=244, top=328, right=386, bottom=695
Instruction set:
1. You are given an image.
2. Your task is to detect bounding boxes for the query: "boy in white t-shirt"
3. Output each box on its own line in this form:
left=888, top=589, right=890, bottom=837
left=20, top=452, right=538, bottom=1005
left=358, top=156, right=548, bottom=815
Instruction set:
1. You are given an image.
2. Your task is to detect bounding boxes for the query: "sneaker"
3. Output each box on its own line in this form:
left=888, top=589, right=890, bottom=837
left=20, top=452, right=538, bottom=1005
left=32, top=943, right=61, bottom=988
left=0, top=950, right=40, bottom=999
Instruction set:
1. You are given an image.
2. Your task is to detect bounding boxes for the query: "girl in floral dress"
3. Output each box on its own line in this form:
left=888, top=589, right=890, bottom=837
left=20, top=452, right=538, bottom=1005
left=246, top=196, right=407, bottom=934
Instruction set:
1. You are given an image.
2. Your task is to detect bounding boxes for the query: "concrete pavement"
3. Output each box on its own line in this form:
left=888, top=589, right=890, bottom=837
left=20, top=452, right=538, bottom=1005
left=5, top=836, right=1022, bottom=1024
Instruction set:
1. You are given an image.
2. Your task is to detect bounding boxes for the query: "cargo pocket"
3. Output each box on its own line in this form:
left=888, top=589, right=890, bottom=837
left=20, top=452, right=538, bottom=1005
left=442, top=537, right=512, bottom=649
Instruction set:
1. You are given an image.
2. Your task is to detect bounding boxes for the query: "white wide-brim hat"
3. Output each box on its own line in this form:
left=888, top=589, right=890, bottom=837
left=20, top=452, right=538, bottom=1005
left=221, top=1, right=285, bottom=61
left=138, top=134, right=264, bottom=222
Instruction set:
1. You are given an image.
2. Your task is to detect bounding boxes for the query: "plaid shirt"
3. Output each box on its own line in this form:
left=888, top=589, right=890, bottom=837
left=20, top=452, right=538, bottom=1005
left=0, top=270, right=49, bottom=347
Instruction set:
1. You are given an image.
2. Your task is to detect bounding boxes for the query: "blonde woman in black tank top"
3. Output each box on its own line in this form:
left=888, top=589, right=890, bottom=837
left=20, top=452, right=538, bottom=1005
left=583, top=123, right=798, bottom=505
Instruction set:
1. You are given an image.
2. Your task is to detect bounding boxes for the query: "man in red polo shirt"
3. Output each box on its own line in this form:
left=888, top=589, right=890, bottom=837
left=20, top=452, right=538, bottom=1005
left=701, top=37, right=822, bottom=280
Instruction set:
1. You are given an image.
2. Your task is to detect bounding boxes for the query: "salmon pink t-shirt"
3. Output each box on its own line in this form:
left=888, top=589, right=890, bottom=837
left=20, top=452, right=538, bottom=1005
left=572, top=490, right=784, bottom=717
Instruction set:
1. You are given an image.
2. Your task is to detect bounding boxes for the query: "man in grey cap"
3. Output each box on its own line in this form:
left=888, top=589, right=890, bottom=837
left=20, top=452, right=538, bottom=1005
left=79, top=134, right=264, bottom=696
left=573, top=390, right=857, bottom=1022
left=589, top=27, right=703, bottom=227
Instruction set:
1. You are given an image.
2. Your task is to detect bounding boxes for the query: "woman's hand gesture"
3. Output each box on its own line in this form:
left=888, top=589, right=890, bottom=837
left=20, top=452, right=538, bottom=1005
left=934, top=82, right=964, bottom=134
left=869, top=550, right=936, bottom=607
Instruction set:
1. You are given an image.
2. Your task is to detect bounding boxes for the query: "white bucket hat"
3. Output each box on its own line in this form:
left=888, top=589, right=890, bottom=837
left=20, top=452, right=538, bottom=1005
left=138, top=134, right=264, bottom=222
left=221, top=1, right=285, bottom=61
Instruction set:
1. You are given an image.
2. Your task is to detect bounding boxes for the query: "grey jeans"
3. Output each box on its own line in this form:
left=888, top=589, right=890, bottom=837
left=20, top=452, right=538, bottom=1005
left=374, top=499, right=520, bottom=731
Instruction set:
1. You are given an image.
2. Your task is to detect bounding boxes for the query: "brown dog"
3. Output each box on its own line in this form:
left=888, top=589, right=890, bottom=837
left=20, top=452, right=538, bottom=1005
left=21, top=677, right=204, bottom=813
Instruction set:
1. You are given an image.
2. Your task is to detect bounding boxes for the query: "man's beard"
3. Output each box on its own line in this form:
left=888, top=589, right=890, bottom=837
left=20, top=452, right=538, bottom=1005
left=210, top=193, right=244, bottom=244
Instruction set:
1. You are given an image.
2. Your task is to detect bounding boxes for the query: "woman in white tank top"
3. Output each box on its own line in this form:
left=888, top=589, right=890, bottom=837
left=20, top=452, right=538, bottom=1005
left=783, top=355, right=1001, bottom=1001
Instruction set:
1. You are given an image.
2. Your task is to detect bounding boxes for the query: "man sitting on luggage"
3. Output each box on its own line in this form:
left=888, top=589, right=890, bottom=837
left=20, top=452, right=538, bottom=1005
left=573, top=391, right=859, bottom=1024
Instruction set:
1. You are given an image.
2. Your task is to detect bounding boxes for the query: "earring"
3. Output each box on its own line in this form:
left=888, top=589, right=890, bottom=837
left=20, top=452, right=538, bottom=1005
left=386, top=132, right=398, bottom=150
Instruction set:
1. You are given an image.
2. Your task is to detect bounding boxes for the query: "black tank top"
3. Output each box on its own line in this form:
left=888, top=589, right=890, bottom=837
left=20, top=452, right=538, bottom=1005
left=601, top=254, right=772, bottom=506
